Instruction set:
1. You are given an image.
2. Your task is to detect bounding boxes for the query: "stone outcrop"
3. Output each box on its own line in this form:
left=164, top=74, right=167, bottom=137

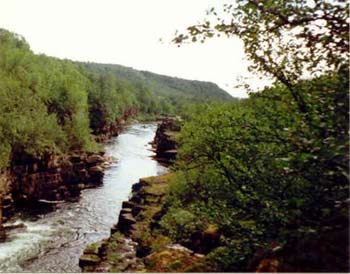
left=80, top=232, right=143, bottom=272
left=0, top=150, right=113, bottom=241
left=0, top=107, right=138, bottom=234
left=93, top=107, right=138, bottom=143
left=80, top=172, right=211, bottom=272
left=79, top=118, right=195, bottom=272
left=0, top=151, right=110, bottom=240
left=0, top=169, right=14, bottom=240
left=80, top=117, right=349, bottom=272
left=144, top=244, right=207, bottom=272
left=79, top=173, right=172, bottom=272
left=152, top=117, right=181, bottom=165
left=79, top=118, right=211, bottom=272
left=8, top=151, right=110, bottom=209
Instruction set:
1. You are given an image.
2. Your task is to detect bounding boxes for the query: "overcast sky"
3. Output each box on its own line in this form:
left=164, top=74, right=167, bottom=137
left=0, top=0, right=272, bottom=98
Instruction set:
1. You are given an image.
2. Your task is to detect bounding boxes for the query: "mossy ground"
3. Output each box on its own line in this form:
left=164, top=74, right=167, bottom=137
left=131, top=174, right=173, bottom=252
left=81, top=172, right=215, bottom=272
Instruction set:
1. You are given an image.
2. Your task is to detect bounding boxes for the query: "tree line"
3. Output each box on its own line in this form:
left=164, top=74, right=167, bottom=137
left=0, top=28, right=232, bottom=170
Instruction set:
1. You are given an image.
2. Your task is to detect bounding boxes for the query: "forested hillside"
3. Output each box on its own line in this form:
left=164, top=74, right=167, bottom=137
left=0, top=0, right=348, bottom=271
left=0, top=28, right=231, bottom=170
left=77, top=62, right=233, bottom=113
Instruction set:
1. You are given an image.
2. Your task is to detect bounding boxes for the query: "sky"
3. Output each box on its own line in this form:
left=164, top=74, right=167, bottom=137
left=0, top=0, right=272, bottom=98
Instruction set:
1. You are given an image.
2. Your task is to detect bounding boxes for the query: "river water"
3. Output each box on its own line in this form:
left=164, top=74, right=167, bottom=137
left=0, top=123, right=167, bottom=272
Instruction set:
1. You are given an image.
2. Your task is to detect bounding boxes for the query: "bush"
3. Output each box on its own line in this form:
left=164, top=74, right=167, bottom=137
left=163, top=68, right=349, bottom=270
left=160, top=208, right=204, bottom=246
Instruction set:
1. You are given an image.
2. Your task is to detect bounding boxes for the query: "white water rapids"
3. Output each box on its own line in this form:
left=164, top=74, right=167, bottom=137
left=0, top=123, right=167, bottom=272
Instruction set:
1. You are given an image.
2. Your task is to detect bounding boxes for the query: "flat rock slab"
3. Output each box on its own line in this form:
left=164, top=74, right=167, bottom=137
left=79, top=254, right=101, bottom=267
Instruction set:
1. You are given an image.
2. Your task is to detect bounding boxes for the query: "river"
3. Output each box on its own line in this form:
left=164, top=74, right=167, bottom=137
left=0, top=123, right=167, bottom=272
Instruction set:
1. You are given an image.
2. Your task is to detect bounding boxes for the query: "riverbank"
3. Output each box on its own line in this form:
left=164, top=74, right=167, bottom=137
left=151, top=117, right=181, bottom=165
left=0, top=123, right=167, bottom=272
left=79, top=172, right=212, bottom=272
left=79, top=117, right=350, bottom=273
left=79, top=117, right=212, bottom=273
left=0, top=109, right=140, bottom=241
left=0, top=150, right=111, bottom=225
left=80, top=173, right=173, bottom=272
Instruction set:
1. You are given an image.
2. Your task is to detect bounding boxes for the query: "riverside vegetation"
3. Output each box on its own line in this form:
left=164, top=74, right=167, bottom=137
left=81, top=0, right=348, bottom=272
left=0, top=28, right=231, bottom=235
left=164, top=1, right=348, bottom=271
left=0, top=27, right=231, bottom=170
left=1, top=0, right=349, bottom=272
left=157, top=0, right=349, bottom=271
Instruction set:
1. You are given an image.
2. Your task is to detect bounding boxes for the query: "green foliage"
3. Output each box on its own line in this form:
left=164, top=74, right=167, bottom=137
left=0, top=29, right=69, bottom=166
left=0, top=28, right=230, bottom=169
left=163, top=2, right=349, bottom=271
left=83, top=71, right=137, bottom=133
left=174, top=0, right=348, bottom=84
left=162, top=68, right=348, bottom=270
left=160, top=207, right=204, bottom=246
left=77, top=62, right=235, bottom=114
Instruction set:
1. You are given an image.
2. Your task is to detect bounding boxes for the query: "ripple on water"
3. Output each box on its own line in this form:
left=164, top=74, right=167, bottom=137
left=0, top=123, right=167, bottom=272
left=0, top=221, right=55, bottom=271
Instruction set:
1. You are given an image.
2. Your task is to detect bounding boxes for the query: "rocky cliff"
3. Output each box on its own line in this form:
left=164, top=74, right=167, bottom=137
left=79, top=118, right=350, bottom=273
left=79, top=172, right=210, bottom=272
left=152, top=117, right=181, bottom=165
left=93, top=107, right=138, bottom=143
left=79, top=118, right=212, bottom=272
left=0, top=108, right=138, bottom=240
left=0, top=152, right=111, bottom=243
left=11, top=152, right=109, bottom=204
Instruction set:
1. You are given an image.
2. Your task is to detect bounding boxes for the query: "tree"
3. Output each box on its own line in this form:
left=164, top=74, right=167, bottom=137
left=162, top=2, right=349, bottom=271
left=174, top=0, right=349, bottom=114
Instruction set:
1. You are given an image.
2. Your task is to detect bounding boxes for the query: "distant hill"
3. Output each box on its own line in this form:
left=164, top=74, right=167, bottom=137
left=77, top=62, right=234, bottom=102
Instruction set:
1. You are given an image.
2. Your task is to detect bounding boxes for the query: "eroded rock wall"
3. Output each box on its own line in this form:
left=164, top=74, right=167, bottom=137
left=93, top=107, right=138, bottom=142
left=152, top=117, right=181, bottom=165
left=11, top=152, right=109, bottom=204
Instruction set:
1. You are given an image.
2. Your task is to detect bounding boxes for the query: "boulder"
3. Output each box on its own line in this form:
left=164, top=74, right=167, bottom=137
left=120, top=208, right=132, bottom=215
left=117, top=213, right=136, bottom=235
left=111, top=223, right=119, bottom=234
left=0, top=229, right=6, bottom=242
left=77, top=169, right=88, bottom=181
left=4, top=223, right=27, bottom=232
left=130, top=194, right=142, bottom=204
left=86, top=154, right=105, bottom=165
left=77, top=183, right=86, bottom=190
left=2, top=195, right=13, bottom=207
left=132, top=181, right=146, bottom=192
left=88, top=165, right=104, bottom=183
left=122, top=201, right=136, bottom=209
left=201, top=224, right=220, bottom=253
left=84, top=241, right=104, bottom=256
left=88, top=165, right=104, bottom=174
left=69, top=154, right=83, bottom=163
left=131, top=204, right=146, bottom=216
left=79, top=254, right=101, bottom=267
left=144, top=244, right=205, bottom=272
